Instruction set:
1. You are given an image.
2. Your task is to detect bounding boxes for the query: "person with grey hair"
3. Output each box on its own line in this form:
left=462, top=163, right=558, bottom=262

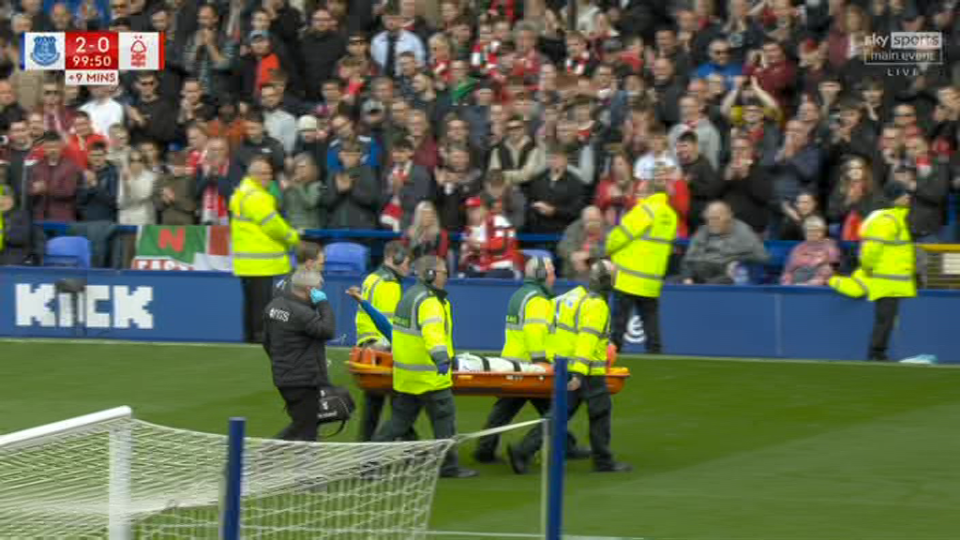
left=262, top=266, right=337, bottom=441
left=780, top=215, right=841, bottom=286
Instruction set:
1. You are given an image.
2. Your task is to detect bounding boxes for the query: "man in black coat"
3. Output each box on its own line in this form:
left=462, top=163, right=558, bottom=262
left=300, top=8, right=346, bottom=101
left=525, top=145, right=584, bottom=234
left=263, top=267, right=336, bottom=442
left=677, top=131, right=722, bottom=232
left=0, top=186, right=35, bottom=266
left=722, top=135, right=773, bottom=234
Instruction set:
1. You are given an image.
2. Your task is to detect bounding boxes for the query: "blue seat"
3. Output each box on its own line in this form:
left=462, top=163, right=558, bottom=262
left=324, top=242, right=369, bottom=275
left=520, top=249, right=554, bottom=264
left=44, top=236, right=92, bottom=268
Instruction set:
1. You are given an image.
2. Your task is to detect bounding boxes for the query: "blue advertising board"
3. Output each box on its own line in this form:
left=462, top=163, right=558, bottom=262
left=1, top=268, right=957, bottom=363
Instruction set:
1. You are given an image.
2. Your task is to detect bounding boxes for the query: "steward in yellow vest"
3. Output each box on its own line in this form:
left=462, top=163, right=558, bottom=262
left=352, top=241, right=414, bottom=442
left=230, top=158, right=300, bottom=343
left=508, top=261, right=632, bottom=474
left=474, top=257, right=588, bottom=463
left=605, top=183, right=678, bottom=354
left=371, top=256, right=477, bottom=478
left=829, top=181, right=916, bottom=361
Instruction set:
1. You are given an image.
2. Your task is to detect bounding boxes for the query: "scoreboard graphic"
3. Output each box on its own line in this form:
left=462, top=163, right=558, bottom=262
left=22, top=32, right=165, bottom=85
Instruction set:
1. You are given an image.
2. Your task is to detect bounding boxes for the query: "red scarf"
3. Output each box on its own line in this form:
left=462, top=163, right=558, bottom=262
left=200, top=162, right=229, bottom=226
left=565, top=51, right=590, bottom=76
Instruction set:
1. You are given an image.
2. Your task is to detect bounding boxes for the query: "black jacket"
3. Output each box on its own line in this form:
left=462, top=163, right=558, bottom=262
left=909, top=167, right=950, bottom=238
left=525, top=170, right=584, bottom=234
left=77, top=165, right=119, bottom=222
left=683, top=155, right=722, bottom=232
left=300, top=31, right=346, bottom=100
left=0, top=208, right=34, bottom=266
left=721, top=164, right=772, bottom=234
left=263, top=293, right=336, bottom=388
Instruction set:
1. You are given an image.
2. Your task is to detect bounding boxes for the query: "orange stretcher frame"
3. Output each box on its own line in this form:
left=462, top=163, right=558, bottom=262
left=348, top=348, right=630, bottom=398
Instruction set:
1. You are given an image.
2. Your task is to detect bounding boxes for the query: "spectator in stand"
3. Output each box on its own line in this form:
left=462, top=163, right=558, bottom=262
left=6, top=120, right=35, bottom=210
left=780, top=216, right=841, bottom=286
left=63, top=111, right=108, bottom=170
left=326, top=113, right=382, bottom=175
left=0, top=81, right=26, bottom=133
left=723, top=93, right=781, bottom=164
left=407, top=109, right=438, bottom=171
left=481, top=169, right=525, bottom=230
left=488, top=115, right=545, bottom=186
left=117, top=148, right=157, bottom=226
left=652, top=161, right=691, bottom=238
left=435, top=144, right=482, bottom=231
left=898, top=150, right=949, bottom=243
left=557, top=205, right=606, bottom=280
left=676, top=131, right=721, bottom=233
left=301, top=8, right=346, bottom=101
left=176, top=79, right=216, bottom=140
left=260, top=84, right=297, bottom=154
left=595, top=151, right=640, bottom=227
left=321, top=140, right=379, bottom=230
left=29, top=132, right=80, bottom=222
left=780, top=191, right=820, bottom=242
left=634, top=125, right=675, bottom=182
left=525, top=144, right=584, bottom=235
left=125, top=72, right=177, bottom=147
left=76, top=141, right=118, bottom=223
left=459, top=196, right=520, bottom=279
left=138, top=140, right=167, bottom=177
left=292, top=116, right=329, bottom=179
left=721, top=134, right=770, bottom=234
left=181, top=4, right=235, bottom=99
left=206, top=98, right=245, bottom=151
left=0, top=186, right=34, bottom=266
left=37, top=79, right=74, bottom=135
left=765, top=119, right=822, bottom=238
left=371, top=6, right=425, bottom=78
left=153, top=151, right=196, bottom=226
left=404, top=200, right=449, bottom=260
left=107, top=123, right=131, bottom=170
left=669, top=94, right=721, bottom=169
left=721, top=0, right=764, bottom=65
left=742, top=40, right=795, bottom=110
left=651, top=56, right=683, bottom=127
left=828, top=98, right=877, bottom=166
left=196, top=137, right=241, bottom=226
left=828, top=157, right=884, bottom=241
left=681, top=201, right=769, bottom=284
left=281, top=153, right=324, bottom=231
left=380, top=138, right=433, bottom=232
left=695, top=38, right=742, bottom=90
left=555, top=115, right=594, bottom=187
left=235, top=110, right=285, bottom=175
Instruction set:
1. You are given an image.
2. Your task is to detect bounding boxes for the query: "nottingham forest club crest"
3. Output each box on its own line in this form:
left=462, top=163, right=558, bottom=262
left=30, top=36, right=60, bottom=67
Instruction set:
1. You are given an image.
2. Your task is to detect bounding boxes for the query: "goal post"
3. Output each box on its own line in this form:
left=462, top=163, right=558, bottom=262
left=0, top=406, right=134, bottom=540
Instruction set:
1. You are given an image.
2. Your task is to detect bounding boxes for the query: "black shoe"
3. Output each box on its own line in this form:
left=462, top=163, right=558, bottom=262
left=440, top=467, right=478, bottom=478
left=473, top=451, right=501, bottom=464
left=594, top=462, right=633, bottom=473
left=869, top=354, right=890, bottom=362
left=566, top=447, right=591, bottom=460
left=506, top=445, right=530, bottom=475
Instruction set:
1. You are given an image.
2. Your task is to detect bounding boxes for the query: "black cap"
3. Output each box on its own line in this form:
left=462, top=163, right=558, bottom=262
left=884, top=180, right=910, bottom=201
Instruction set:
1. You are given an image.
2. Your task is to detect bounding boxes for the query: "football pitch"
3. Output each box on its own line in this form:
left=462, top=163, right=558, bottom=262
left=1, top=340, right=959, bottom=540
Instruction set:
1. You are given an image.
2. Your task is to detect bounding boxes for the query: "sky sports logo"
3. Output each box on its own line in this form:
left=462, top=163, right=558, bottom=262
left=863, top=32, right=943, bottom=66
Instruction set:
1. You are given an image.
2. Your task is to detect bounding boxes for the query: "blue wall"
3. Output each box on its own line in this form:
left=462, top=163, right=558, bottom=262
left=1, top=268, right=956, bottom=363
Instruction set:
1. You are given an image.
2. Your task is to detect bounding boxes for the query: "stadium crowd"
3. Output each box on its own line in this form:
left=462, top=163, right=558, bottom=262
left=0, top=0, right=958, bottom=284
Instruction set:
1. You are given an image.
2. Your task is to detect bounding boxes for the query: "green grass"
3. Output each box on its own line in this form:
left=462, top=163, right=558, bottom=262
left=1, top=340, right=960, bottom=539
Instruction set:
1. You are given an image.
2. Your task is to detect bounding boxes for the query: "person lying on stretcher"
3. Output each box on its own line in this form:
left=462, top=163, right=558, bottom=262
left=346, top=287, right=548, bottom=374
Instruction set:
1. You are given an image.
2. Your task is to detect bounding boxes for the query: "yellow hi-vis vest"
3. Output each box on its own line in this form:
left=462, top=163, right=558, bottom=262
left=391, top=283, right=454, bottom=395
left=356, top=266, right=403, bottom=346
left=829, top=207, right=916, bottom=302
left=501, top=280, right=553, bottom=363
left=605, top=192, right=678, bottom=298
left=550, top=285, right=589, bottom=361
left=569, top=292, right=611, bottom=377
left=229, top=177, right=300, bottom=277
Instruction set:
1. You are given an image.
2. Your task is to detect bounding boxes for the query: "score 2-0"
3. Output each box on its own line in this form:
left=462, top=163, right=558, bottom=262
left=65, top=32, right=118, bottom=70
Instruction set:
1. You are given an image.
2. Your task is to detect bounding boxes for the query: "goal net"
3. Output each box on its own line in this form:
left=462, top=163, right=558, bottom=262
left=0, top=407, right=455, bottom=539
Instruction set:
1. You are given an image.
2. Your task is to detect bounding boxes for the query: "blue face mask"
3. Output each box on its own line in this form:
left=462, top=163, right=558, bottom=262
left=310, top=288, right=327, bottom=304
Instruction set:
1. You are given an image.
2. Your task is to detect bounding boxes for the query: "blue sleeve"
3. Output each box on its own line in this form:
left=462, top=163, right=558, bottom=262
left=360, top=299, right=393, bottom=341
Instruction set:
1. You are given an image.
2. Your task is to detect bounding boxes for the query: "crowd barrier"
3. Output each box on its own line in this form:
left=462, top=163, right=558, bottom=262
left=1, top=267, right=956, bottom=363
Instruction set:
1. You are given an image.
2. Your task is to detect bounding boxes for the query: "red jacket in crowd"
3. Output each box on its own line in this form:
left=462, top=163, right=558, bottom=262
left=460, top=213, right=520, bottom=274
left=29, top=157, right=81, bottom=221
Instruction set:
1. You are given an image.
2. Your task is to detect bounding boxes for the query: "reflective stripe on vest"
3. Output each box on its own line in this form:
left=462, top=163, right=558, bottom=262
left=871, top=272, right=912, bottom=281
left=615, top=223, right=634, bottom=242
left=614, top=264, right=664, bottom=281
left=394, top=360, right=438, bottom=372
left=860, top=236, right=909, bottom=246
left=234, top=251, right=288, bottom=259
left=640, top=232, right=673, bottom=245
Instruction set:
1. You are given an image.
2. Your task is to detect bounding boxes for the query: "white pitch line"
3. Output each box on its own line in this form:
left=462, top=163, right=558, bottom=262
left=0, top=339, right=956, bottom=368
left=426, top=532, right=647, bottom=540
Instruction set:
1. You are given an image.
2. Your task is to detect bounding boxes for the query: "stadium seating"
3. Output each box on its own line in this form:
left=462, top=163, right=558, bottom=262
left=324, top=242, right=370, bottom=275
left=520, top=249, right=555, bottom=264
left=44, top=236, right=92, bottom=268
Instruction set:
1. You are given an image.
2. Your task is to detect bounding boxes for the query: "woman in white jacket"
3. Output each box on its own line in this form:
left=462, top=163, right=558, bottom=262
left=117, top=148, right=157, bottom=226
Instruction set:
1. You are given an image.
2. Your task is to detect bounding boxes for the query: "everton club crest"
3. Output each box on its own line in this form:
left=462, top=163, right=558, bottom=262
left=30, top=35, right=60, bottom=67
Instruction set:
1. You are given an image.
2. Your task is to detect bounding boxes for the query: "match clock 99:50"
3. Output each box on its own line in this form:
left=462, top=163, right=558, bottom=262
left=64, top=32, right=118, bottom=71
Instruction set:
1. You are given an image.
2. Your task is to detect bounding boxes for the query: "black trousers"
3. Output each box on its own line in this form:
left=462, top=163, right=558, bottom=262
left=242, top=276, right=275, bottom=343
left=611, top=291, right=662, bottom=353
left=514, top=376, right=614, bottom=470
left=373, top=388, right=459, bottom=474
left=869, top=297, right=900, bottom=360
left=359, top=392, right=419, bottom=442
left=276, top=386, right=320, bottom=441
left=474, top=397, right=580, bottom=458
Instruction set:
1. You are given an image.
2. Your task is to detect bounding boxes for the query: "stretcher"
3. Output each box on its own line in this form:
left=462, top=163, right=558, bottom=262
left=348, top=348, right=630, bottom=398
